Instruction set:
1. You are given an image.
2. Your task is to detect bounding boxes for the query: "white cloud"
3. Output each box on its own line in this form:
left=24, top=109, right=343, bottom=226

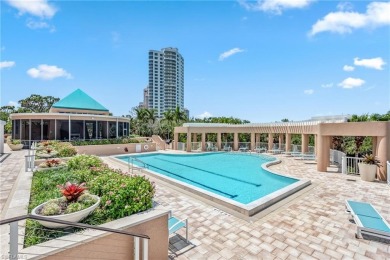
left=354, top=57, right=386, bottom=70
left=26, top=19, right=55, bottom=32
left=338, top=77, right=365, bottom=89
left=239, top=0, right=313, bottom=14
left=321, top=83, right=334, bottom=88
left=196, top=111, right=213, bottom=119
left=27, top=64, right=72, bottom=80
left=337, top=2, right=354, bottom=12
left=343, top=65, right=355, bottom=71
left=8, top=101, right=18, bottom=107
left=0, top=61, right=16, bottom=69
left=304, top=89, right=314, bottom=95
left=309, top=1, right=390, bottom=36
left=5, top=0, right=57, bottom=19
left=219, top=48, right=244, bottom=61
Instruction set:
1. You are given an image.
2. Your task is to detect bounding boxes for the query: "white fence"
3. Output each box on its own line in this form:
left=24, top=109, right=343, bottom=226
left=177, top=142, right=186, bottom=151
left=342, top=156, right=363, bottom=175
left=330, top=149, right=346, bottom=165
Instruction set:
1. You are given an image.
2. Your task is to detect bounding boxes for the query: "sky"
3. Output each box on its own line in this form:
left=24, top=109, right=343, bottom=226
left=1, top=0, right=389, bottom=122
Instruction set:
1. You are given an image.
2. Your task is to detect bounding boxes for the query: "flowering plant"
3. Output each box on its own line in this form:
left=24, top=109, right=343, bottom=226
left=39, top=158, right=66, bottom=168
left=58, top=182, right=87, bottom=203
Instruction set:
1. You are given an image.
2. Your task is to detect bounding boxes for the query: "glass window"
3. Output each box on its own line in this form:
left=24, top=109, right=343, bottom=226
left=108, top=122, right=117, bottom=138
left=85, top=121, right=97, bottom=140
left=71, top=120, right=84, bottom=140
left=57, top=120, right=69, bottom=141
left=13, top=120, right=20, bottom=139
left=21, top=119, right=30, bottom=141
left=31, top=120, right=42, bottom=140
left=43, top=120, right=55, bottom=140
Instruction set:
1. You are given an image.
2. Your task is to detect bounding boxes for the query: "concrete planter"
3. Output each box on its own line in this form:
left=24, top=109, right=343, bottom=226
left=358, top=163, right=377, bottom=182
left=8, top=143, right=24, bottom=151
left=31, top=195, right=100, bottom=228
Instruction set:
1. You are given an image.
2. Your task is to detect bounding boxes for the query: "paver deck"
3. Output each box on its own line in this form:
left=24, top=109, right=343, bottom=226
left=1, top=149, right=389, bottom=259
left=0, top=145, right=25, bottom=216
left=104, top=153, right=390, bottom=259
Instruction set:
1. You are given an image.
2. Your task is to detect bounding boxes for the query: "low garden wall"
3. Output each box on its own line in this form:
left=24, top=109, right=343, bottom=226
left=21, top=208, right=170, bottom=260
left=75, top=143, right=157, bottom=156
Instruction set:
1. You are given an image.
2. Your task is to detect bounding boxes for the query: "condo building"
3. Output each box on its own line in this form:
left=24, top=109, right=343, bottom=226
left=147, top=47, right=185, bottom=117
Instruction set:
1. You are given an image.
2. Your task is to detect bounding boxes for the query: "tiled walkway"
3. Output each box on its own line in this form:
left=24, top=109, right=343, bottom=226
left=1, top=150, right=389, bottom=259
left=104, top=154, right=390, bottom=260
left=0, top=145, right=25, bottom=216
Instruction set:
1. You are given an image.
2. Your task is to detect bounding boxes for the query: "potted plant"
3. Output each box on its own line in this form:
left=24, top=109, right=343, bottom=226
left=31, top=182, right=100, bottom=228
left=358, top=154, right=382, bottom=182
left=8, top=139, right=24, bottom=151
left=38, top=158, right=67, bottom=170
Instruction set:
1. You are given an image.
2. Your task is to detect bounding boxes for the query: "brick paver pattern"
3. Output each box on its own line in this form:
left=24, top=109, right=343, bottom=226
left=103, top=154, right=390, bottom=260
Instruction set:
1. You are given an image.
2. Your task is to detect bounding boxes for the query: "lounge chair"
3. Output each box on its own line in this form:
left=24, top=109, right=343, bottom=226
left=345, top=200, right=390, bottom=240
left=168, top=213, right=188, bottom=243
left=223, top=144, right=232, bottom=152
left=254, top=147, right=267, bottom=153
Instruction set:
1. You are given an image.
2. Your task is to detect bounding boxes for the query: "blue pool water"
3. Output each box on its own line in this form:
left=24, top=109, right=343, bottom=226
left=118, top=153, right=298, bottom=204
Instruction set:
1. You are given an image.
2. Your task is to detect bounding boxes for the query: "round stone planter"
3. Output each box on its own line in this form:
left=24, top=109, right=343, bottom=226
left=8, top=143, right=24, bottom=151
left=36, top=152, right=58, bottom=158
left=358, top=163, right=377, bottom=182
left=31, top=195, right=100, bottom=228
left=36, top=165, right=67, bottom=171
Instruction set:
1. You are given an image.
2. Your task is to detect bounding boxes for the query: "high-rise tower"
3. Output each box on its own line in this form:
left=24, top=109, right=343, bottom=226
left=147, top=47, right=184, bottom=117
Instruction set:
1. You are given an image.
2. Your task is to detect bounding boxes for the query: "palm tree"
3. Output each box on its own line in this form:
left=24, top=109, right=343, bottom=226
left=162, top=110, right=175, bottom=140
left=173, top=107, right=187, bottom=125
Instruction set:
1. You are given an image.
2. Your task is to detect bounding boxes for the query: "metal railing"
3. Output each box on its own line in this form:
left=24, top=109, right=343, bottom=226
left=387, top=161, right=390, bottom=185
left=128, top=156, right=148, bottom=174
left=254, top=142, right=268, bottom=149
left=342, top=156, right=363, bottom=175
left=0, top=214, right=150, bottom=260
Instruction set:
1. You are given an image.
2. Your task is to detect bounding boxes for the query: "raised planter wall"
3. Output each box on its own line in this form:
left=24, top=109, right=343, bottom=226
left=21, top=208, right=170, bottom=260
left=75, top=143, right=156, bottom=156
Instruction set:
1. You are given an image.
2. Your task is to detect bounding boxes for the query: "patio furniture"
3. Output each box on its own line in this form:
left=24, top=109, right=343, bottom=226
left=223, top=145, right=232, bottom=152
left=254, top=147, right=267, bottom=153
left=169, top=214, right=188, bottom=243
left=345, top=200, right=390, bottom=240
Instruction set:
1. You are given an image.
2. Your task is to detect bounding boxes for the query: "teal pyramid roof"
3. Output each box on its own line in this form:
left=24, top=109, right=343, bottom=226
left=52, top=89, right=109, bottom=111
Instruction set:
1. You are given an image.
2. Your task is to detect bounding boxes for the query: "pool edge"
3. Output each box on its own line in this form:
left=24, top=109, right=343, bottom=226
left=111, top=153, right=311, bottom=217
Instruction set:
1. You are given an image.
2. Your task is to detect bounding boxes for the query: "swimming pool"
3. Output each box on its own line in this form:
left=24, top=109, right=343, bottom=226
left=116, top=153, right=311, bottom=216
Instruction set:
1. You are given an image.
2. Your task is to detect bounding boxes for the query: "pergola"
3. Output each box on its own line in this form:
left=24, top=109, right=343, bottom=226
left=174, top=121, right=390, bottom=181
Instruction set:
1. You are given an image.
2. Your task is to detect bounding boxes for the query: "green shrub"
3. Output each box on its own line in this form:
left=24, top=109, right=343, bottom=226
left=71, top=138, right=141, bottom=146
left=64, top=202, right=84, bottom=214
left=26, top=156, right=155, bottom=247
left=67, top=155, right=103, bottom=170
left=40, top=202, right=61, bottom=216
left=89, top=172, right=155, bottom=219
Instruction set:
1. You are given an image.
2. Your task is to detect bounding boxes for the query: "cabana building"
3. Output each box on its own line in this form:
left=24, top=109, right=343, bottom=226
left=10, top=89, right=129, bottom=147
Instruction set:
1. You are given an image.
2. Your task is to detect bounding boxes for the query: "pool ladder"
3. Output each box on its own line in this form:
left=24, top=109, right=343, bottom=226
left=128, top=157, right=148, bottom=174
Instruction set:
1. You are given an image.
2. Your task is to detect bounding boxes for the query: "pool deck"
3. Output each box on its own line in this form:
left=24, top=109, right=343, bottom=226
left=105, top=151, right=390, bottom=259
left=1, top=149, right=389, bottom=259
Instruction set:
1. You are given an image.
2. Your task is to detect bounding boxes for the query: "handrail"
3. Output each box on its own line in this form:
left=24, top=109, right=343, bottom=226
left=0, top=214, right=150, bottom=239
left=129, top=156, right=148, bottom=168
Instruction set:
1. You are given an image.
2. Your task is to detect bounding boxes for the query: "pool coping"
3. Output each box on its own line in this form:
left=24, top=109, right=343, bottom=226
left=112, top=152, right=311, bottom=216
